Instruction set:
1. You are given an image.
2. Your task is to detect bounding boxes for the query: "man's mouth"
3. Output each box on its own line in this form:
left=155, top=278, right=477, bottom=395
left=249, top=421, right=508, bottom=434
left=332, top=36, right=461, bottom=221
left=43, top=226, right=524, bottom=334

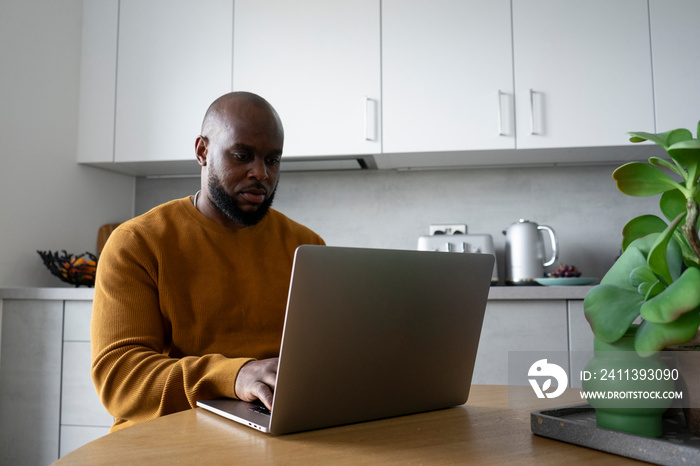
left=239, top=186, right=267, bottom=204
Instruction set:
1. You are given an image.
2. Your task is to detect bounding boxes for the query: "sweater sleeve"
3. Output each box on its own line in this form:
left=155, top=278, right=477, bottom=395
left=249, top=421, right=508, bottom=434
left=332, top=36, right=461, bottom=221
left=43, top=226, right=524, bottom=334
left=91, top=227, right=253, bottom=431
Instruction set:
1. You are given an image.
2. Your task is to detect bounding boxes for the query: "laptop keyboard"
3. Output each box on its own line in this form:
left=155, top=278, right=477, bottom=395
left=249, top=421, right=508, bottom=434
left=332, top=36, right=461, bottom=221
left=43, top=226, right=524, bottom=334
left=249, top=405, right=271, bottom=416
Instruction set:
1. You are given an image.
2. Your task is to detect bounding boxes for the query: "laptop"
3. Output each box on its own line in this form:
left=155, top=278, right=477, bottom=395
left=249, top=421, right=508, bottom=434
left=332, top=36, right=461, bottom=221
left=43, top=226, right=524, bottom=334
left=197, top=245, right=494, bottom=435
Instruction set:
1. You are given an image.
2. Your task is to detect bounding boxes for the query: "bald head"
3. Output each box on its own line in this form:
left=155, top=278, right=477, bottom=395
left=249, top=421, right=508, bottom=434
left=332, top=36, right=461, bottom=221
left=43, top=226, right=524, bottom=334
left=200, top=91, right=284, bottom=142
left=193, top=92, right=284, bottom=229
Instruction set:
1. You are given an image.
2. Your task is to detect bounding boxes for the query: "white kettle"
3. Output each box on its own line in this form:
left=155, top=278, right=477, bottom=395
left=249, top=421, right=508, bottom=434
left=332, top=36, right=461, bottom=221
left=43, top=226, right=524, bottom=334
left=502, top=219, right=558, bottom=285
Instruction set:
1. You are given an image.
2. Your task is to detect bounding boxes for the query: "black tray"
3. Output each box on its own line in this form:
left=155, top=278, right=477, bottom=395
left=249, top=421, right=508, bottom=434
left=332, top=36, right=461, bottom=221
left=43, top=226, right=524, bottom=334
left=531, top=403, right=700, bottom=465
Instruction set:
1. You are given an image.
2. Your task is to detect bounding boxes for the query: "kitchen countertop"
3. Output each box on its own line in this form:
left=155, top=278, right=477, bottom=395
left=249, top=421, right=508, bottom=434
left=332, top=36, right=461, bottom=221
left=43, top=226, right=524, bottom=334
left=0, top=286, right=95, bottom=301
left=0, top=285, right=594, bottom=301
left=488, top=285, right=593, bottom=300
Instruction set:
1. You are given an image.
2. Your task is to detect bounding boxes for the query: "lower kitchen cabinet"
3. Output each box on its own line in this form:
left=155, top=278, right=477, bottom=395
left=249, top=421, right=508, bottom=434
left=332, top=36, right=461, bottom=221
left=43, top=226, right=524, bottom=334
left=0, top=298, right=111, bottom=465
left=60, top=301, right=113, bottom=456
left=472, top=300, right=570, bottom=385
left=472, top=298, right=592, bottom=387
left=0, top=300, right=63, bottom=466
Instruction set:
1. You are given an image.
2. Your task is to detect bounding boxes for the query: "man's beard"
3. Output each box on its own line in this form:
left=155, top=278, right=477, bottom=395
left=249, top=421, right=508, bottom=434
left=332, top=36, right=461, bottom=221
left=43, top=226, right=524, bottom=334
left=208, top=174, right=276, bottom=227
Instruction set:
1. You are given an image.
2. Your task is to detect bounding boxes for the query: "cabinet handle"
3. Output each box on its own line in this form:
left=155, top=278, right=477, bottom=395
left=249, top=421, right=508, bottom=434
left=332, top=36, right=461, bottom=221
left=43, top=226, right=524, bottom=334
left=497, top=90, right=505, bottom=136
left=364, top=96, right=377, bottom=141
left=529, top=89, right=538, bottom=135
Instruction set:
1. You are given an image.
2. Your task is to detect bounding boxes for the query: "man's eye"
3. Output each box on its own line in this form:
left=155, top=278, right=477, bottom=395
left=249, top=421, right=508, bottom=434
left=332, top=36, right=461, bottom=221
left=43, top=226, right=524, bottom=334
left=266, top=157, right=281, bottom=166
left=232, top=152, right=251, bottom=161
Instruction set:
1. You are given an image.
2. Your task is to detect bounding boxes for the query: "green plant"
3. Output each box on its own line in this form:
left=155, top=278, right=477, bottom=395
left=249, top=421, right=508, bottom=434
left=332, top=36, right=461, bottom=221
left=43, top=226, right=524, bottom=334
left=584, top=122, right=700, bottom=355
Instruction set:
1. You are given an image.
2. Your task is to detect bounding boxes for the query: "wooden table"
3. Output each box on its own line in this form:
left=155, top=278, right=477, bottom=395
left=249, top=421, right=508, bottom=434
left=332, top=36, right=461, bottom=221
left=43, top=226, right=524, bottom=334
left=54, top=385, right=644, bottom=465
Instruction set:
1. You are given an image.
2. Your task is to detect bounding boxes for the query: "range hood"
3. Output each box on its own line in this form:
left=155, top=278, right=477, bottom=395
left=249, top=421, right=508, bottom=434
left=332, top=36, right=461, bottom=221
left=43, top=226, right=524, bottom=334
left=280, top=155, right=377, bottom=172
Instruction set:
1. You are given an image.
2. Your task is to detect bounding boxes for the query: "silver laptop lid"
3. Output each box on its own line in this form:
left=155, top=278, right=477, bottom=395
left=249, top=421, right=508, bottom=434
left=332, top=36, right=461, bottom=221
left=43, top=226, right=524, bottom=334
left=268, top=245, right=493, bottom=434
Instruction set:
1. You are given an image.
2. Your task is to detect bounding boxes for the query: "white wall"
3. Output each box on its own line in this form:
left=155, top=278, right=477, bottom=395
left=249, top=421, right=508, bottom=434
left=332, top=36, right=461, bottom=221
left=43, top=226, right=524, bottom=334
left=0, top=0, right=134, bottom=287
left=135, top=162, right=660, bottom=283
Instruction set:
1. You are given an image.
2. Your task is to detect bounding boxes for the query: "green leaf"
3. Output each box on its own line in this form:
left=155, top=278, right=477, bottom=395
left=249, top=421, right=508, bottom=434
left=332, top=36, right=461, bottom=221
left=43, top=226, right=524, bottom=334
left=649, top=156, right=681, bottom=176
left=667, top=138, right=700, bottom=150
left=667, top=236, right=685, bottom=282
left=640, top=267, right=700, bottom=323
left=584, top=284, right=644, bottom=343
left=629, top=265, right=663, bottom=298
left=628, top=131, right=668, bottom=148
left=629, top=233, right=663, bottom=255
left=665, top=128, right=695, bottom=146
left=629, top=265, right=657, bottom=288
left=630, top=136, right=650, bottom=143
left=613, top=162, right=681, bottom=197
left=658, top=191, right=698, bottom=266
left=600, top=245, right=648, bottom=290
left=621, top=215, right=668, bottom=251
left=628, top=128, right=693, bottom=150
left=647, top=213, right=685, bottom=284
left=644, top=281, right=666, bottom=301
left=634, top=310, right=700, bottom=355
left=660, top=190, right=687, bottom=223
left=667, top=141, right=700, bottom=185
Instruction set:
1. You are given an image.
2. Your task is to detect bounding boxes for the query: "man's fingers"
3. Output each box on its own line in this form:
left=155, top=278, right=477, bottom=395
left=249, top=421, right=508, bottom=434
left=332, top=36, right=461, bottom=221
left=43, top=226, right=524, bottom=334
left=235, top=358, right=279, bottom=408
left=260, top=365, right=277, bottom=389
left=253, top=382, right=274, bottom=410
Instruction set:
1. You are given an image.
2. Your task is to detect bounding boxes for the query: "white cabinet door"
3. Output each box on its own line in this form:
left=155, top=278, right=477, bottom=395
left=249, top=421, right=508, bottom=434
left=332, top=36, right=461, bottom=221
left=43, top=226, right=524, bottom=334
left=60, top=301, right=113, bottom=457
left=60, top=342, right=112, bottom=457
left=233, top=0, right=381, bottom=158
left=77, top=0, right=119, bottom=164
left=512, top=0, right=655, bottom=149
left=0, top=300, right=63, bottom=465
left=382, top=0, right=514, bottom=154
left=114, top=0, right=233, bottom=163
left=649, top=0, right=700, bottom=133
left=472, top=300, right=569, bottom=385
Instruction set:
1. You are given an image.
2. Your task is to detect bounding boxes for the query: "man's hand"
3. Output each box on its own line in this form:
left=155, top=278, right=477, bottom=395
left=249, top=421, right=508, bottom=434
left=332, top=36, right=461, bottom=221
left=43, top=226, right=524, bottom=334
left=235, top=358, right=278, bottom=409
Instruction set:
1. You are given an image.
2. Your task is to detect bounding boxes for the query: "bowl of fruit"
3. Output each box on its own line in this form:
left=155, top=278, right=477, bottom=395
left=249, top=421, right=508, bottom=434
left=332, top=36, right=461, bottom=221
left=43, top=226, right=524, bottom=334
left=37, top=250, right=97, bottom=287
left=535, top=264, right=597, bottom=286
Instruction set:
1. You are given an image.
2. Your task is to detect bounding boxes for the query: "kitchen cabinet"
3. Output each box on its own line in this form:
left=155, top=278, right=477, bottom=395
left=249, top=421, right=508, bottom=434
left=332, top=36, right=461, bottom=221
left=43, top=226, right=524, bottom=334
left=471, top=294, right=594, bottom=389
left=76, top=0, right=118, bottom=164
left=381, top=0, right=514, bottom=154
left=511, top=0, right=655, bottom=149
left=77, top=0, right=233, bottom=174
left=0, top=300, right=63, bottom=466
left=59, top=301, right=112, bottom=457
left=114, top=0, right=233, bottom=164
left=649, top=0, right=700, bottom=133
left=0, top=296, right=111, bottom=464
left=472, top=300, right=570, bottom=385
left=233, top=0, right=381, bottom=159
left=77, top=0, right=677, bottom=174
left=378, top=0, right=657, bottom=170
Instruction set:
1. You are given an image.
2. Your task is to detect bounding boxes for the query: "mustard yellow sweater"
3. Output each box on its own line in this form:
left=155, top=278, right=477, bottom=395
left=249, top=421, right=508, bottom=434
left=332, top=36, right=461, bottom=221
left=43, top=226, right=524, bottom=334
left=91, top=197, right=324, bottom=432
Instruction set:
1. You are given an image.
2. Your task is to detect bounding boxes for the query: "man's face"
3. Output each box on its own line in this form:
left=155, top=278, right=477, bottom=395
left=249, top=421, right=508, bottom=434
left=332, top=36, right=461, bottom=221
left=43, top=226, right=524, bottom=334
left=198, top=100, right=283, bottom=228
left=207, top=167, right=277, bottom=227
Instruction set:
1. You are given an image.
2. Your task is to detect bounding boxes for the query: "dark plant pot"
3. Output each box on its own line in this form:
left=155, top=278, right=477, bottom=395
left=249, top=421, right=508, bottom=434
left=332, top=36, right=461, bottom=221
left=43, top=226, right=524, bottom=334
left=685, top=407, right=700, bottom=436
left=667, top=346, right=700, bottom=436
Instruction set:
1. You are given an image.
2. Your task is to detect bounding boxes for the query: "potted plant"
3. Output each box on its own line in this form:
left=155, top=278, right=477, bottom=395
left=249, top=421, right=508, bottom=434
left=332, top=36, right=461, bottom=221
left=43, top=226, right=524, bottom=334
left=583, top=122, right=700, bottom=437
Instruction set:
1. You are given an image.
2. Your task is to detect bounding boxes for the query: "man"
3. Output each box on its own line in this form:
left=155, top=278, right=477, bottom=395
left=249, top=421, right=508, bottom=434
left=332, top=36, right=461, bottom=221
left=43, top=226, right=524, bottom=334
left=91, top=92, right=325, bottom=432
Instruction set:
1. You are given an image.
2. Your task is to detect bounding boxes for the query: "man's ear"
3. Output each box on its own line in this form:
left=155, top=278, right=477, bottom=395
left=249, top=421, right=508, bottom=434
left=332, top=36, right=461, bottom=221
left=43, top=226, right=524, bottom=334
left=195, top=136, right=208, bottom=166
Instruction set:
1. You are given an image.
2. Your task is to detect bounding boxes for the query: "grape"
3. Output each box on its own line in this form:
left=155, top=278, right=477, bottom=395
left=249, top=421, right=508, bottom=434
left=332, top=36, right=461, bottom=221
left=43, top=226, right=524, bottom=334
left=550, top=264, right=581, bottom=278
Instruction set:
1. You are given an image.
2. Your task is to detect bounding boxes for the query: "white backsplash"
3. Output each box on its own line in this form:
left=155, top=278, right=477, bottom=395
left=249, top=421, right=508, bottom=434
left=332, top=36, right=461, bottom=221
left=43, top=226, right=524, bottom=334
left=135, top=164, right=659, bottom=283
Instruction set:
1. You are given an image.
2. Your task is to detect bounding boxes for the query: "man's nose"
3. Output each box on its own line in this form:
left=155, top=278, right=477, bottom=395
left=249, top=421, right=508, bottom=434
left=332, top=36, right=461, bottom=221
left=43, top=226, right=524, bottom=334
left=248, top=157, right=268, bottom=180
